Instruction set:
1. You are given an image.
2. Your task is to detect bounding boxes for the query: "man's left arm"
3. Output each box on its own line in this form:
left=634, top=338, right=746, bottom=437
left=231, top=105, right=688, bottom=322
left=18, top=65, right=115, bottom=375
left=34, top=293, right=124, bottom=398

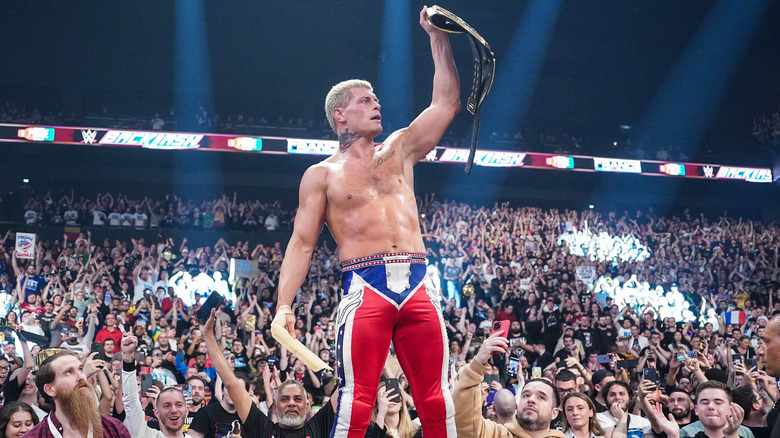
left=403, top=6, right=461, bottom=164
left=452, top=332, right=508, bottom=438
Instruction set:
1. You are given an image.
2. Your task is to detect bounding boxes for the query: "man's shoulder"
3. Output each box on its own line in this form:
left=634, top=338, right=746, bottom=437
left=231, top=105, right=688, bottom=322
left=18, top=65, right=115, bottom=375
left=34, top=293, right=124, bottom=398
left=102, top=413, right=130, bottom=430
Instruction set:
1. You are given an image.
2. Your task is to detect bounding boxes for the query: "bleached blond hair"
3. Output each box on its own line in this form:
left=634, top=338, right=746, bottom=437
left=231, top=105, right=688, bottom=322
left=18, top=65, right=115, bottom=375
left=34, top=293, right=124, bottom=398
left=324, top=79, right=373, bottom=132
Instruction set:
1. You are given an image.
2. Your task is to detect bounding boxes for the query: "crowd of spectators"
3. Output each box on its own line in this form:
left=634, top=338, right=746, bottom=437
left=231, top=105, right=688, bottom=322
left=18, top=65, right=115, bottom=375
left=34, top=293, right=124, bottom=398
left=20, top=190, right=293, bottom=233
left=0, top=194, right=778, bottom=436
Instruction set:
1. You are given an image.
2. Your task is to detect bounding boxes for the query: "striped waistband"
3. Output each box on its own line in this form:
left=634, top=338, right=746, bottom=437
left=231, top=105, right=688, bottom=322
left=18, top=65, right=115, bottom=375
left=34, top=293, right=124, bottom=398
left=341, top=252, right=426, bottom=271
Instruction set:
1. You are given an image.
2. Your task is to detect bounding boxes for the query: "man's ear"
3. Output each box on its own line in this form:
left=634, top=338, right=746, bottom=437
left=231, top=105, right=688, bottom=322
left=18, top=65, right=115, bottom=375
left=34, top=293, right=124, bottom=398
left=551, top=406, right=559, bottom=421
left=333, top=108, right=345, bottom=124
left=44, top=383, right=56, bottom=399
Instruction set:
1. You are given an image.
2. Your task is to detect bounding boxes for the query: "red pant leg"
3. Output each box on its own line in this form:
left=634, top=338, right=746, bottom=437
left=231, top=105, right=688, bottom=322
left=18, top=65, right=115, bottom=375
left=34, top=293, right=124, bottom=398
left=332, top=285, right=397, bottom=438
left=393, top=281, right=456, bottom=437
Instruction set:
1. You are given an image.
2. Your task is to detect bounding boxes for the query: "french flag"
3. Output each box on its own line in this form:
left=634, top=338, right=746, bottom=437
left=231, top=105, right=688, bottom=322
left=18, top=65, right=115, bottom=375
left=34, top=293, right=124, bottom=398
left=724, top=310, right=746, bottom=325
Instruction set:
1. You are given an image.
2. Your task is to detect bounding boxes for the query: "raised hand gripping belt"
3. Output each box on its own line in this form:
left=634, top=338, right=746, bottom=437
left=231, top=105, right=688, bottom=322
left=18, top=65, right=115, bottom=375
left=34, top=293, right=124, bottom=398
left=426, top=5, right=495, bottom=174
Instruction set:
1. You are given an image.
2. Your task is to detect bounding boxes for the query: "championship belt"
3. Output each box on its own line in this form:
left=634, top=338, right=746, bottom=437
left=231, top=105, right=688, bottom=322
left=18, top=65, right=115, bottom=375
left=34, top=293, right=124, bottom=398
left=426, top=5, right=495, bottom=174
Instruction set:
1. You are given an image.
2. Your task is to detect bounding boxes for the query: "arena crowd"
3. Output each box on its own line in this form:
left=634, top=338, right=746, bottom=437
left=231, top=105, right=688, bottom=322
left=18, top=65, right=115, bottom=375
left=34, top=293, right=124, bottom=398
left=0, top=192, right=778, bottom=438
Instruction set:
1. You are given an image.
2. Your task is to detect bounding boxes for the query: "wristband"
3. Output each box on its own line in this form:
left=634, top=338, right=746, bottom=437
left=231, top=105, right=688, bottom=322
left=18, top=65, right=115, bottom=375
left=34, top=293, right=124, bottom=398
left=277, top=304, right=293, bottom=314
left=123, top=358, right=137, bottom=372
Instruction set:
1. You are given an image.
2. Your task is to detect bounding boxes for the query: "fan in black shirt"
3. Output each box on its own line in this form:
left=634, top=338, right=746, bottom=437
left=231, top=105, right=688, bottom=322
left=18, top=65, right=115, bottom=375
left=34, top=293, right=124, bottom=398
left=199, top=308, right=337, bottom=438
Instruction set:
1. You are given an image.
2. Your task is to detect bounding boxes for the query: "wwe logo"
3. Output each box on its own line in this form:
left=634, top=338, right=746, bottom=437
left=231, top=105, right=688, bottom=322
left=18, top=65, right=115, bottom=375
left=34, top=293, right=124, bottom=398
left=703, top=166, right=714, bottom=178
left=81, top=130, right=97, bottom=144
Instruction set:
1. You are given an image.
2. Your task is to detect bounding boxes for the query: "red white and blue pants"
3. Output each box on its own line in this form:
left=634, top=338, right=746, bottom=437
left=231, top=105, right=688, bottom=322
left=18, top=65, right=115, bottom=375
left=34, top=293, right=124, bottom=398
left=331, top=252, right=455, bottom=438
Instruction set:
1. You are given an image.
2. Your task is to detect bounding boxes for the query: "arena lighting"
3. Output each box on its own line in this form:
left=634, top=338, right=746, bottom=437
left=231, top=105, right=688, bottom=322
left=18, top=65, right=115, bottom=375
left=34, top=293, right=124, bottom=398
left=22, top=178, right=29, bottom=184
left=632, top=1, right=771, bottom=155
left=174, top=0, right=219, bottom=198
left=377, top=0, right=413, bottom=135
left=557, top=222, right=651, bottom=264
left=590, top=275, right=698, bottom=323
left=479, top=0, right=563, bottom=141
left=174, top=0, right=214, bottom=132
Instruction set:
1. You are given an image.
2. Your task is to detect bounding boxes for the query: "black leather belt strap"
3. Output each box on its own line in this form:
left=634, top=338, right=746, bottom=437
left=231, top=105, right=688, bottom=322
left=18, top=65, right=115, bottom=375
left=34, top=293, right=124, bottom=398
left=426, top=5, right=496, bottom=174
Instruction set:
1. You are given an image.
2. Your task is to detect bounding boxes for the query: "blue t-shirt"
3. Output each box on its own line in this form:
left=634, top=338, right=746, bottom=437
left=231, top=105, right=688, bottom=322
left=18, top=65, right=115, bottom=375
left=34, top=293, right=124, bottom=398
left=23, top=275, right=43, bottom=296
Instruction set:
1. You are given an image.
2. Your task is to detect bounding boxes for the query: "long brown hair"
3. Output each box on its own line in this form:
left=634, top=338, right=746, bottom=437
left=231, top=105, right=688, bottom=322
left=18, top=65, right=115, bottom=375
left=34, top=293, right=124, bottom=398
left=371, top=381, right=419, bottom=438
left=561, top=392, right=603, bottom=436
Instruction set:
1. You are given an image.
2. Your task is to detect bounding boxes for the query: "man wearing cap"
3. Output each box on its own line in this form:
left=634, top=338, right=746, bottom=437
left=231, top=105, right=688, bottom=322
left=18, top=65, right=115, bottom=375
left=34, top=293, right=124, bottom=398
left=274, top=6, right=462, bottom=438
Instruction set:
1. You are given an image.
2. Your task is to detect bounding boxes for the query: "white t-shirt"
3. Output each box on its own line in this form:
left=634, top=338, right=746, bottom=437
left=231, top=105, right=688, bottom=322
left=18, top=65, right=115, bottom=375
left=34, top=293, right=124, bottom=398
left=121, top=213, right=134, bottom=227
left=596, top=411, right=654, bottom=438
left=108, top=212, right=122, bottom=226
left=134, top=213, right=148, bottom=229
left=24, top=210, right=38, bottom=224
left=93, top=210, right=106, bottom=226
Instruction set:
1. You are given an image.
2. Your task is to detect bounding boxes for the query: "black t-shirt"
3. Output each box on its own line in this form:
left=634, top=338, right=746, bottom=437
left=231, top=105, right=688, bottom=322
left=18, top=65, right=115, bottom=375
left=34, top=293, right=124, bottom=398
left=189, top=402, right=241, bottom=438
left=39, top=313, right=56, bottom=340
left=243, top=400, right=335, bottom=438
left=574, top=327, right=595, bottom=351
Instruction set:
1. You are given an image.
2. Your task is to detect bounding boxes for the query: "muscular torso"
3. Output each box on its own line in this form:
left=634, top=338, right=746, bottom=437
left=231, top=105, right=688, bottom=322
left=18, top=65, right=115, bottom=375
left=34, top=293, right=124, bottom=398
left=319, top=131, right=425, bottom=261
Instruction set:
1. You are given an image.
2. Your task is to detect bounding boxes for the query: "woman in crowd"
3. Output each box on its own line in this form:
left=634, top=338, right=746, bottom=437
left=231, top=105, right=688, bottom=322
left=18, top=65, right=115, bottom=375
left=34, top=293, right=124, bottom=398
left=0, top=401, right=38, bottom=438
left=561, top=392, right=606, bottom=438
left=366, top=380, right=421, bottom=438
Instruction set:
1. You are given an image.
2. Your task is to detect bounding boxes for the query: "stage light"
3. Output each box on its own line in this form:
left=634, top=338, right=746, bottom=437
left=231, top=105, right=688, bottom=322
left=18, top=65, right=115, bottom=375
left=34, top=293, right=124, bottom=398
left=377, top=0, right=412, bottom=135
left=480, top=0, right=563, bottom=140
left=22, top=178, right=29, bottom=184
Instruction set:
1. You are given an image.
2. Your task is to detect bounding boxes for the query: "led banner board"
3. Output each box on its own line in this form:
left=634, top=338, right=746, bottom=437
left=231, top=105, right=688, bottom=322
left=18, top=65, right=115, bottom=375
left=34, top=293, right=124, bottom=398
left=0, top=123, right=772, bottom=183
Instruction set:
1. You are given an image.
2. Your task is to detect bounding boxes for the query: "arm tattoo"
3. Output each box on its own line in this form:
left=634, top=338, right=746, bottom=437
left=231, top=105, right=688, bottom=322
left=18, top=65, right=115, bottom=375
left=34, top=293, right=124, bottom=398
left=338, top=129, right=361, bottom=152
left=375, top=150, right=396, bottom=168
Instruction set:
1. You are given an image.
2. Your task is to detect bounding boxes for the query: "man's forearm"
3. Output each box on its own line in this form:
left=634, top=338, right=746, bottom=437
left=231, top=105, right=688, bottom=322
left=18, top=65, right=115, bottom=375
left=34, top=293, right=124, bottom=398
left=428, top=33, right=460, bottom=109
left=277, top=238, right=314, bottom=307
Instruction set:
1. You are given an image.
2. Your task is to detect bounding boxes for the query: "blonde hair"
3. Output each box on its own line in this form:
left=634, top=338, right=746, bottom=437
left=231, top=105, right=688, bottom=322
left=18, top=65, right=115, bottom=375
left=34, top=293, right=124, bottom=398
left=324, top=79, right=373, bottom=132
left=371, top=381, right=419, bottom=438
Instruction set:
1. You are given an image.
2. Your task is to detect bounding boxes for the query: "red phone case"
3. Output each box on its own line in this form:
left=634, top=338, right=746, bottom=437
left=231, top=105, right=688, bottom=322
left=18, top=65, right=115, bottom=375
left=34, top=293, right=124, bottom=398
left=491, top=320, right=510, bottom=338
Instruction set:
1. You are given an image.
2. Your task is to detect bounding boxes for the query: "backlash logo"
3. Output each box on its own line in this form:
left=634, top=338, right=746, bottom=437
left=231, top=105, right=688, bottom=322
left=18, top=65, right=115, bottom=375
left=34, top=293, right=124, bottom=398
left=703, top=166, right=714, bottom=178
left=81, top=130, right=97, bottom=144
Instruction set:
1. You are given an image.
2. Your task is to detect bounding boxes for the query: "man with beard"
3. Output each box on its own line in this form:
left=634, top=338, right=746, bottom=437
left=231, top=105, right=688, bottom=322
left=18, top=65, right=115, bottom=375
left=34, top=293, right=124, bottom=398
left=183, top=376, right=206, bottom=432
left=121, top=332, right=190, bottom=438
left=595, top=381, right=654, bottom=438
left=452, top=331, right=566, bottom=438
left=666, top=390, right=696, bottom=427
left=573, top=316, right=595, bottom=352
left=593, top=316, right=617, bottom=355
left=24, top=350, right=132, bottom=438
left=199, top=309, right=336, bottom=437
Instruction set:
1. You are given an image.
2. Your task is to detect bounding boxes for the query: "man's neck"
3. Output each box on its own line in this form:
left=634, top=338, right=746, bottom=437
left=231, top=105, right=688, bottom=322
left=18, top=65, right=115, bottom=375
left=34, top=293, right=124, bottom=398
left=161, top=424, right=185, bottom=438
left=701, top=423, right=728, bottom=438
left=219, top=399, right=237, bottom=414
left=526, top=426, right=554, bottom=438
left=18, top=392, right=38, bottom=407
left=52, top=406, right=88, bottom=436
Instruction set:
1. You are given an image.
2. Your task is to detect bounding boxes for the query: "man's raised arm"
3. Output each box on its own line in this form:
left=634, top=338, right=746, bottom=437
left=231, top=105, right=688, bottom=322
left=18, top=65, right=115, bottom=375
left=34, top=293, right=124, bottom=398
left=275, top=165, right=327, bottom=336
left=404, top=6, right=461, bottom=164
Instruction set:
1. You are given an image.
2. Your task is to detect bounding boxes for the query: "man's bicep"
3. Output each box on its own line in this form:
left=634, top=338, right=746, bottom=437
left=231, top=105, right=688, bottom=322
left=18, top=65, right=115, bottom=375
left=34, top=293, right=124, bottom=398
left=404, top=104, right=457, bottom=162
left=292, top=167, right=328, bottom=245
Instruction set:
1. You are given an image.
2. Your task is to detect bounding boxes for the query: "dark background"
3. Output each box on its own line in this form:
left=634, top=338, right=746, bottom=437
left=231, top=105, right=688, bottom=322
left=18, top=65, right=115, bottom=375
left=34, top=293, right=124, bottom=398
left=2, top=1, right=780, bottom=219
